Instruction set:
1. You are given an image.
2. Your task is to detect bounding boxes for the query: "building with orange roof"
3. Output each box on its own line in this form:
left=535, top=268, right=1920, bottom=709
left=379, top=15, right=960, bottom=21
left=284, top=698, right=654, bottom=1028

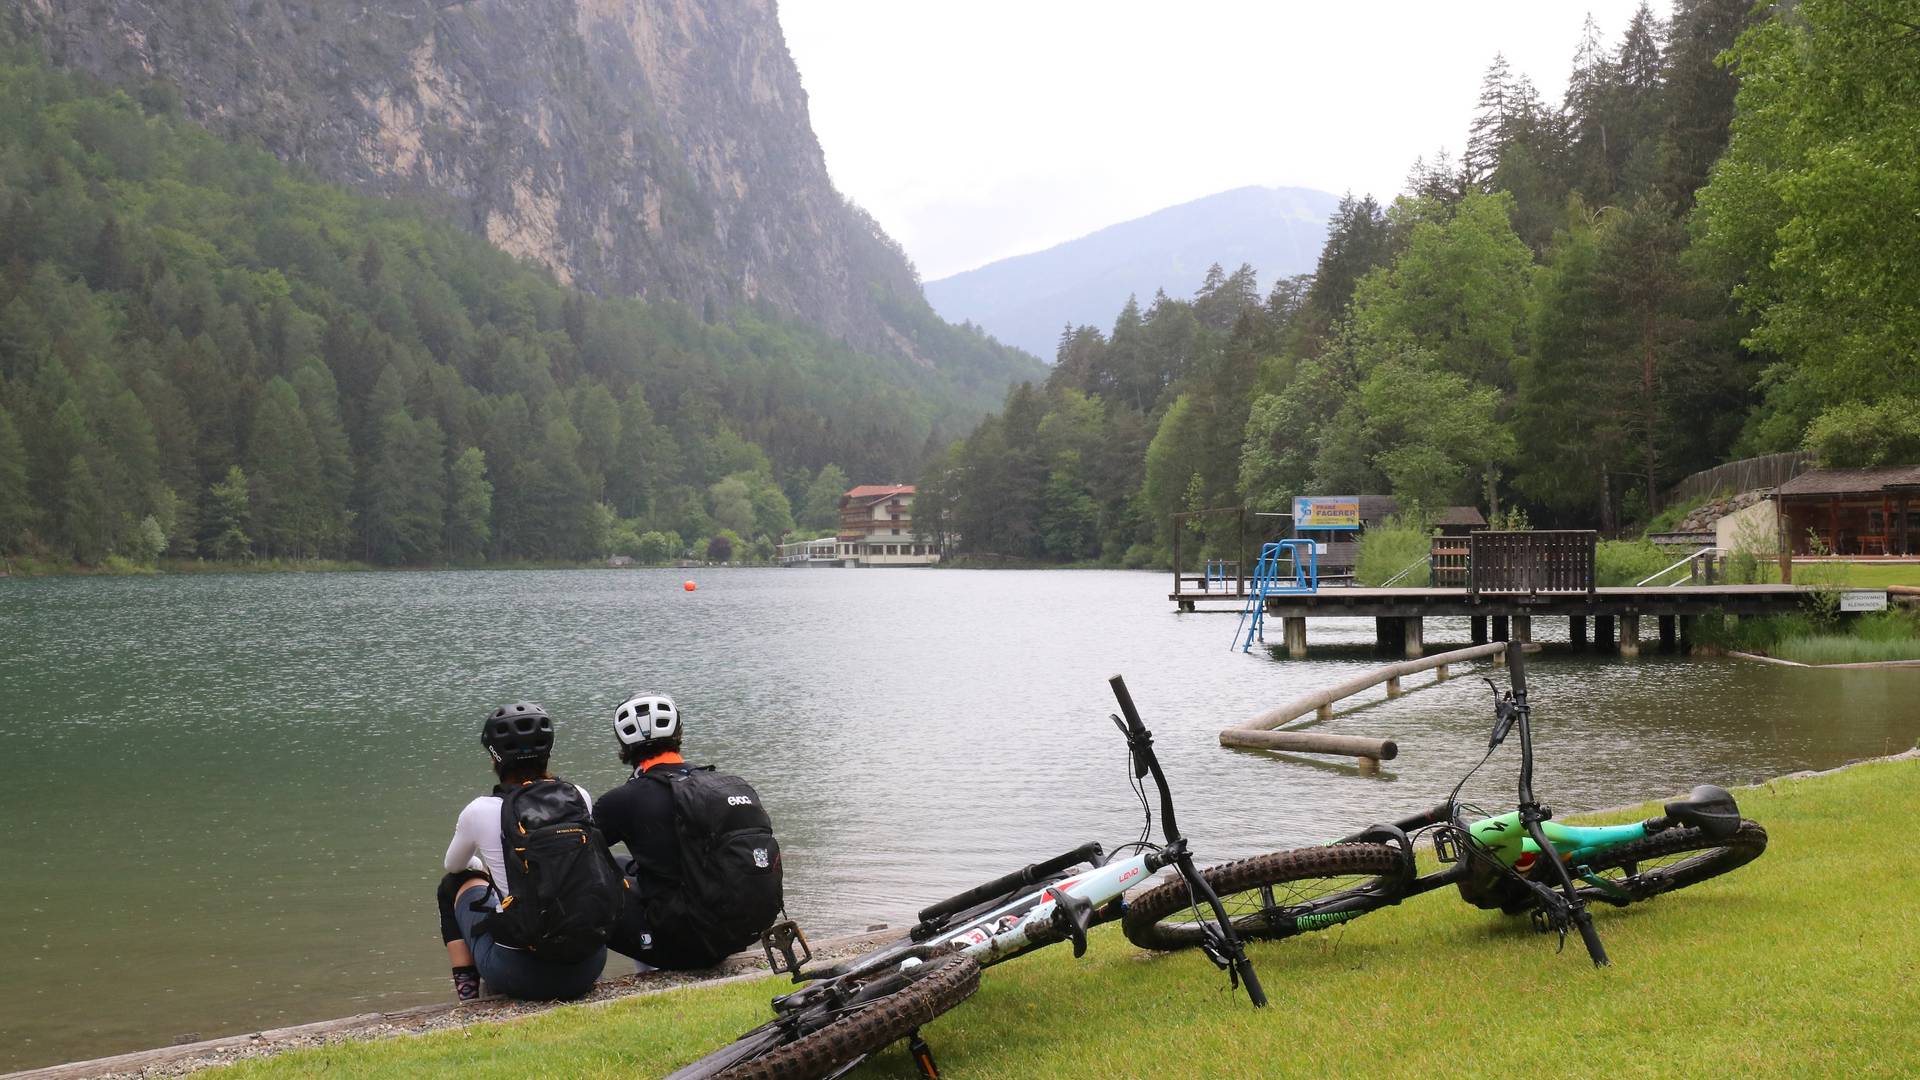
left=833, top=484, right=941, bottom=566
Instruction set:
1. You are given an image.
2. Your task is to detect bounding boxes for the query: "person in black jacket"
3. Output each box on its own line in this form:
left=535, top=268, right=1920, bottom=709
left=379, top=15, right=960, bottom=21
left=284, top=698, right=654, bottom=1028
left=596, top=692, right=723, bottom=970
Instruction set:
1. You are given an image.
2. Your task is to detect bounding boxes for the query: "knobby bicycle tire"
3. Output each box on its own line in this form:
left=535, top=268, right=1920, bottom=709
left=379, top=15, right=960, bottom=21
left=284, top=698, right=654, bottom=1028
left=1571, top=820, right=1767, bottom=905
left=719, top=955, right=980, bottom=1080
left=1123, top=843, right=1406, bottom=951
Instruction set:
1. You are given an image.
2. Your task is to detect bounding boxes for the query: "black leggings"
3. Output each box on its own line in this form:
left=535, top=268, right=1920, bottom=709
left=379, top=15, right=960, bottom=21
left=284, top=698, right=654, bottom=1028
left=437, top=870, right=484, bottom=943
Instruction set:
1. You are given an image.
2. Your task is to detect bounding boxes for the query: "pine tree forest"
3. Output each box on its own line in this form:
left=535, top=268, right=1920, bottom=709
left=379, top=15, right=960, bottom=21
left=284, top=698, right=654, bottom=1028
left=0, top=47, right=1038, bottom=568
left=923, top=0, right=1920, bottom=564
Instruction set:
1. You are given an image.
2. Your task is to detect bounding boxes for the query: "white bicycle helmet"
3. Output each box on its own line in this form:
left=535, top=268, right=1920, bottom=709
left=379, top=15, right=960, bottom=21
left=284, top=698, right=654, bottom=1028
left=612, top=692, right=680, bottom=747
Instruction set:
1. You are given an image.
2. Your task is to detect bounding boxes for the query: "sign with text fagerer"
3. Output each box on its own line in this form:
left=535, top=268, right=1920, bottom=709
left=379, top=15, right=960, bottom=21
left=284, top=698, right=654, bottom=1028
left=1293, top=496, right=1361, bottom=530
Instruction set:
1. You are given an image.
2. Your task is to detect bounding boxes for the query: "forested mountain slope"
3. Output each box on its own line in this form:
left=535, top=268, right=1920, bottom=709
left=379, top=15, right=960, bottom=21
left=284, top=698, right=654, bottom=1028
left=0, top=52, right=1022, bottom=566
left=925, top=186, right=1337, bottom=358
left=922, top=0, right=1918, bottom=563
left=8, top=0, right=1030, bottom=378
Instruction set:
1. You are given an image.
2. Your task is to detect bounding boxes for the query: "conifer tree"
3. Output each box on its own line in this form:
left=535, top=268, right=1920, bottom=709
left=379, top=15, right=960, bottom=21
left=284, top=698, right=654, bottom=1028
left=204, top=465, right=253, bottom=560
left=446, top=446, right=493, bottom=559
left=0, top=404, right=33, bottom=551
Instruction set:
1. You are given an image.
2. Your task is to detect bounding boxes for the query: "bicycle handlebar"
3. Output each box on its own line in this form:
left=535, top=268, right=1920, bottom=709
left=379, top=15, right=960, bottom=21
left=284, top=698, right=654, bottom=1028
left=1109, top=674, right=1267, bottom=1007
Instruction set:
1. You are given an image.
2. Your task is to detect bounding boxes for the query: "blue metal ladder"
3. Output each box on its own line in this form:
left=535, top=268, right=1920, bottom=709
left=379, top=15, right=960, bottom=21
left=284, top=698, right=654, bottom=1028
left=1234, top=539, right=1319, bottom=652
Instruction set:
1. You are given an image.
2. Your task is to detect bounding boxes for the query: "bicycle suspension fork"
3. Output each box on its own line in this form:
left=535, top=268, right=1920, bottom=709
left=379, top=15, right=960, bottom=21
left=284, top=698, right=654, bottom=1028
left=1512, top=684, right=1610, bottom=968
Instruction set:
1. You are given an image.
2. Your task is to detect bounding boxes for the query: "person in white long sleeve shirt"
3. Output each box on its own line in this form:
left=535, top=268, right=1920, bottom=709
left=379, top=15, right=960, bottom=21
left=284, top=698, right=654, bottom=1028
left=434, top=701, right=607, bottom=1001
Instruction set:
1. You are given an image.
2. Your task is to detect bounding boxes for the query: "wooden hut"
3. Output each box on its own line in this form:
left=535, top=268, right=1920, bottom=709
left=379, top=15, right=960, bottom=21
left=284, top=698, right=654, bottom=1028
left=1772, top=466, right=1920, bottom=556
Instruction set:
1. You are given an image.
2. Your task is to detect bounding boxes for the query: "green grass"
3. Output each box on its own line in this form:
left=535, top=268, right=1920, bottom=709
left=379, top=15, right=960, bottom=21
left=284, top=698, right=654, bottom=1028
left=1596, top=538, right=1675, bottom=586
left=1695, top=609, right=1920, bottom=665
left=1770, top=636, right=1920, bottom=664
left=1718, top=561, right=1920, bottom=588
left=218, top=758, right=1920, bottom=1079
left=1355, top=518, right=1432, bottom=586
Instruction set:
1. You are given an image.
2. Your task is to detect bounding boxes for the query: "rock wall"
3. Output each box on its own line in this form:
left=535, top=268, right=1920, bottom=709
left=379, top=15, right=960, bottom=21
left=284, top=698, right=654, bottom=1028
left=14, top=0, right=925, bottom=356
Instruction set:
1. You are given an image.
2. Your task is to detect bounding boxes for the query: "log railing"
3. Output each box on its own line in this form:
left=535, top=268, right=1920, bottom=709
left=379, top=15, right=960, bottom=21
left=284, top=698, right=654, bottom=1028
left=1220, top=642, right=1508, bottom=767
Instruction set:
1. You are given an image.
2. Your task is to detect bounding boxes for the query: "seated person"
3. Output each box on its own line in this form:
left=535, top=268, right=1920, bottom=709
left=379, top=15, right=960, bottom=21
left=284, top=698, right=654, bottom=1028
left=598, top=692, right=782, bottom=970
left=435, top=701, right=608, bottom=1000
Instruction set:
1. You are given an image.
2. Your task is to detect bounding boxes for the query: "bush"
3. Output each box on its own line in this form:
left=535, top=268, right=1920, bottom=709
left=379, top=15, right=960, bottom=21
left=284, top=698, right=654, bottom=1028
left=1355, top=515, right=1431, bottom=586
left=1594, top=539, right=1673, bottom=586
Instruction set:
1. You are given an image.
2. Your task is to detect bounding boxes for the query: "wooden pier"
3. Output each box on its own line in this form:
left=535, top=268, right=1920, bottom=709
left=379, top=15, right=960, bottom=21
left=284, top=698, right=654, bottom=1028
left=1245, top=584, right=1817, bottom=658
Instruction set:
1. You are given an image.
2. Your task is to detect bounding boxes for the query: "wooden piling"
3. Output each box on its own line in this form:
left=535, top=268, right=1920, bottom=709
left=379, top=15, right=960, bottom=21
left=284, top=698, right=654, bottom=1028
left=1620, top=613, right=1641, bottom=657
left=1569, top=615, right=1588, bottom=647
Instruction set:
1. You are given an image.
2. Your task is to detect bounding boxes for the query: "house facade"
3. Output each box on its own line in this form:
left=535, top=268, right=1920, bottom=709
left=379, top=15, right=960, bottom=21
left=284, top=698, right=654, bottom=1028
left=836, top=484, right=942, bottom=566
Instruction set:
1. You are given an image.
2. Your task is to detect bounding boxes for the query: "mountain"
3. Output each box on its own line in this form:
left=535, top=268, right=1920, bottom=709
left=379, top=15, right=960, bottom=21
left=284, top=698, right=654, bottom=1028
left=925, top=185, right=1340, bottom=359
left=10, top=0, right=1034, bottom=382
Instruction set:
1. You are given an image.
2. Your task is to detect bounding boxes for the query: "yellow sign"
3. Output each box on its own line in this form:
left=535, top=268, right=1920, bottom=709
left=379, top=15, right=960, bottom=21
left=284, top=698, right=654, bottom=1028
left=1293, top=496, right=1361, bottom=530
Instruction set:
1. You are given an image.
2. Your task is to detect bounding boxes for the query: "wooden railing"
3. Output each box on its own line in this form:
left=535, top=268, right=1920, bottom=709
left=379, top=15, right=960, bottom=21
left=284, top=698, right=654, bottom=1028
left=1220, top=643, right=1509, bottom=766
left=1468, top=530, right=1596, bottom=597
left=1430, top=536, right=1470, bottom=588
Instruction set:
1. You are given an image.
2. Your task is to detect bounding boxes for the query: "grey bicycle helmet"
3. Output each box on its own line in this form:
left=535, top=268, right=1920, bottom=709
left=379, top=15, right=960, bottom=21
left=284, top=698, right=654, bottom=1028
left=480, top=701, right=554, bottom=764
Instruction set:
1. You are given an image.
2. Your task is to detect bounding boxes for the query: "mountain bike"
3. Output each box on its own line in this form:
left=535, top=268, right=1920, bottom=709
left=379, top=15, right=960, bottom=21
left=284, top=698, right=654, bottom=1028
left=664, top=675, right=1266, bottom=1080
left=1124, top=647, right=1768, bottom=965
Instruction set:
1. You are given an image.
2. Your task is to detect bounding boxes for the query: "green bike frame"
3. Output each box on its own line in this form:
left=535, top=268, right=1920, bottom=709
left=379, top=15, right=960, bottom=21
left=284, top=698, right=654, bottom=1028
left=1467, top=813, right=1650, bottom=876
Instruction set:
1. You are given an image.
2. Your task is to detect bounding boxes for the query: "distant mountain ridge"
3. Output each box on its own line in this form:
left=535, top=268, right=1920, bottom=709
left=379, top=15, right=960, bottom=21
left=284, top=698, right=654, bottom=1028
left=925, top=185, right=1340, bottom=359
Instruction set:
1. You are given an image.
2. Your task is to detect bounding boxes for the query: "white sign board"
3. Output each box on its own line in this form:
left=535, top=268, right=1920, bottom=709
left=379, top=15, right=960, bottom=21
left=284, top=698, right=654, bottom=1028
left=1315, top=542, right=1328, bottom=555
left=1840, top=590, right=1888, bottom=612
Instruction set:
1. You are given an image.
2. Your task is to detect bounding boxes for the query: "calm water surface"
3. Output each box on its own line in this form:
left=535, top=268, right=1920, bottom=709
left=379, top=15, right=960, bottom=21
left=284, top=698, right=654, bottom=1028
left=3, top=568, right=1916, bottom=1069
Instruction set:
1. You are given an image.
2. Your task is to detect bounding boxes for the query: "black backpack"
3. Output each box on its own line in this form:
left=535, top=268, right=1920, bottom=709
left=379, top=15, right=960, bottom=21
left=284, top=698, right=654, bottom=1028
left=478, top=779, right=628, bottom=962
left=642, top=766, right=783, bottom=958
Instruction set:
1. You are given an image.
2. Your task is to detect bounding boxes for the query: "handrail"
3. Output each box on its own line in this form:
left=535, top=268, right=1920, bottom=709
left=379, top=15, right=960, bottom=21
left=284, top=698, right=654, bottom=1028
left=1635, top=547, right=1717, bottom=588
left=1380, top=556, right=1427, bottom=587
left=1231, top=642, right=1507, bottom=732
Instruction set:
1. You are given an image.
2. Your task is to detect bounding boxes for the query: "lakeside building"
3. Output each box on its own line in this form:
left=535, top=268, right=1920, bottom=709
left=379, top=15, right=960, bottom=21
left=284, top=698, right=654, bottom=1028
left=834, top=484, right=942, bottom=566
left=1772, top=466, right=1920, bottom=555
left=775, top=536, right=843, bottom=566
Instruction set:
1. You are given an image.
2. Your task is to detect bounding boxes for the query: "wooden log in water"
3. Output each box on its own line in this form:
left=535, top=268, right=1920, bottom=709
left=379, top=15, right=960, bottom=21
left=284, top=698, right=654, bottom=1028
left=1220, top=728, right=1399, bottom=761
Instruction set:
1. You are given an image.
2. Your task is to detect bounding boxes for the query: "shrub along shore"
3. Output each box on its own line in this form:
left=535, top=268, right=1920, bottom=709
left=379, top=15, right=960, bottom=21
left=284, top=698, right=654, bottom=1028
left=190, top=753, right=1918, bottom=1080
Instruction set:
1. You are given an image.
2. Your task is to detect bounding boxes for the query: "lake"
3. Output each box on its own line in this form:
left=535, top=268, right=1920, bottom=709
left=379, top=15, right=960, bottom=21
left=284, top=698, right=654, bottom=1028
left=3, top=568, right=1915, bottom=1070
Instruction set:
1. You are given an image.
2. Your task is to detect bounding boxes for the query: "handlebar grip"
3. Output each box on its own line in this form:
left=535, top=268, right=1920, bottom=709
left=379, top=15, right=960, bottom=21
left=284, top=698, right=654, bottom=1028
left=1508, top=640, right=1529, bottom=697
left=915, top=842, right=1104, bottom=926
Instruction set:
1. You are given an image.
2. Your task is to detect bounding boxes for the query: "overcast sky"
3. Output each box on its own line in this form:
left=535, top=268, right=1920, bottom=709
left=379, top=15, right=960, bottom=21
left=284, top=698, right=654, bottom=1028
left=778, top=1, right=1669, bottom=281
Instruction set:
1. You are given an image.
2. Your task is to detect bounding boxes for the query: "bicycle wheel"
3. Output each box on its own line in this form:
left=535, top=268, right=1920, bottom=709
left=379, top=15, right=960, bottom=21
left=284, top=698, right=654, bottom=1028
left=1124, top=844, right=1406, bottom=951
left=1572, top=820, right=1767, bottom=905
left=718, top=955, right=980, bottom=1080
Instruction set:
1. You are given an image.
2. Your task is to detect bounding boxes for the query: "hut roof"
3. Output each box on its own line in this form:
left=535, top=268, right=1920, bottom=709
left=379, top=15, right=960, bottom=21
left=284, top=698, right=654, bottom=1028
left=1775, top=466, right=1920, bottom=497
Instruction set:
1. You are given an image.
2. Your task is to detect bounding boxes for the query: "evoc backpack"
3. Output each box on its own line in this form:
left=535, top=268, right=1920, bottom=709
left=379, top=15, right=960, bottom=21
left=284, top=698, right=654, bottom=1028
left=643, top=767, right=783, bottom=957
left=479, top=779, right=628, bottom=962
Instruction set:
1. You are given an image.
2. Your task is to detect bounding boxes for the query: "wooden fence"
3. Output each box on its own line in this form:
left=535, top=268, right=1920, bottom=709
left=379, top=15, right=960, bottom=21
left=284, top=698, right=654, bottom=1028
left=1664, top=452, right=1812, bottom=508
left=1468, top=530, right=1597, bottom=597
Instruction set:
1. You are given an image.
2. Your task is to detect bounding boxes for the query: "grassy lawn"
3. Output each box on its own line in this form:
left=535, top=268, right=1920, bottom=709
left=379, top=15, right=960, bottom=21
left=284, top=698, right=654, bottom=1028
left=1729, top=560, right=1920, bottom=588
left=221, top=757, right=1920, bottom=1079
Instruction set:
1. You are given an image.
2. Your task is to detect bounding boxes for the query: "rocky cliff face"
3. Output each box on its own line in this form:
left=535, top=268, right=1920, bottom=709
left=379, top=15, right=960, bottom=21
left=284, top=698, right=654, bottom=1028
left=14, top=0, right=927, bottom=357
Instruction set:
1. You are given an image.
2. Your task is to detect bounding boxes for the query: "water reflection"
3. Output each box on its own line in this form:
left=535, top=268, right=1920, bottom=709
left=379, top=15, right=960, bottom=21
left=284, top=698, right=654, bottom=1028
left=1, top=568, right=1914, bottom=1068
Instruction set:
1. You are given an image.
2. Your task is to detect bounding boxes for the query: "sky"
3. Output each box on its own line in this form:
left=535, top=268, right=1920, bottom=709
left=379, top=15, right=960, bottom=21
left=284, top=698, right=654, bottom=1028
left=778, top=1, right=1669, bottom=281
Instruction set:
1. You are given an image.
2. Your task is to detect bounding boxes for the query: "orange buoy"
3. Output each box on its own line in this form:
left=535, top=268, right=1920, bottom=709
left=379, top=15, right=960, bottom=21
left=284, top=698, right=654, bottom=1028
left=683, top=580, right=697, bottom=592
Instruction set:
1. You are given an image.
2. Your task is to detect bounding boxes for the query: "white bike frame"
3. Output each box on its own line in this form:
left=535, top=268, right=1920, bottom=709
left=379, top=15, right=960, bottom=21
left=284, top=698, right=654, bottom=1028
left=927, top=852, right=1159, bottom=967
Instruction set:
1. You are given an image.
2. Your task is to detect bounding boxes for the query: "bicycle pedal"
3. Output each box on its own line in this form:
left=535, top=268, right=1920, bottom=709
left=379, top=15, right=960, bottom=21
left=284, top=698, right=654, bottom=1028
left=1433, top=832, right=1461, bottom=864
left=761, top=919, right=813, bottom=977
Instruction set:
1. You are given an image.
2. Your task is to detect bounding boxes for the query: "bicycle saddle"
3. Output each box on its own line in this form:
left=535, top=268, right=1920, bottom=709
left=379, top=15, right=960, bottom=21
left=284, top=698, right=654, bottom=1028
left=1662, top=785, right=1741, bottom=838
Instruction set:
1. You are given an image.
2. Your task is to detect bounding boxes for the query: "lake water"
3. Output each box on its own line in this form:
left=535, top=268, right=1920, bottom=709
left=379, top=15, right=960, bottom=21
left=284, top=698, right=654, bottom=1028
left=3, top=568, right=1916, bottom=1069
